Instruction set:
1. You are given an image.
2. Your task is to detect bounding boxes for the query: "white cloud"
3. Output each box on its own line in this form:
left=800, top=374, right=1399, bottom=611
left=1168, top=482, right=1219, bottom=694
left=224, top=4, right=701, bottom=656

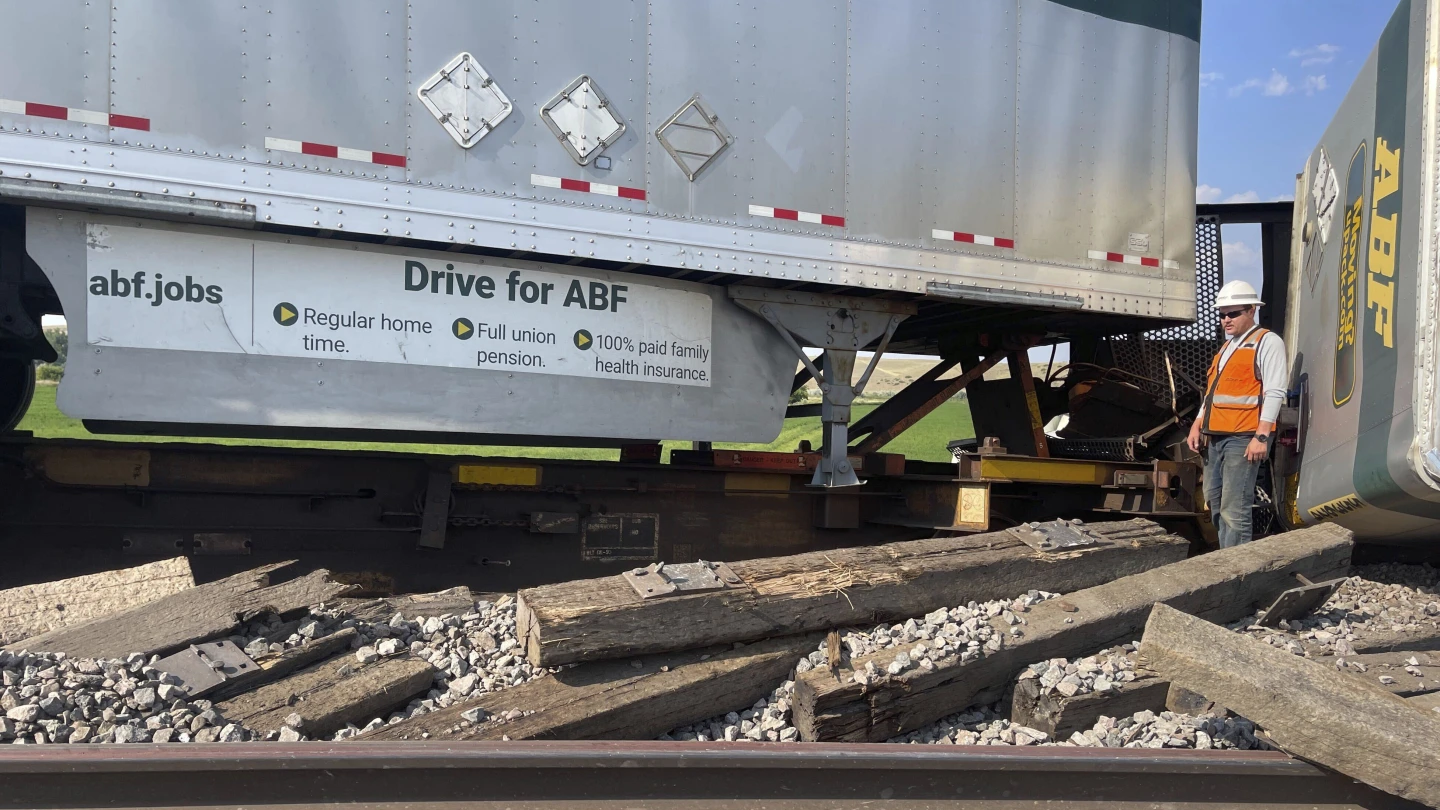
left=1200, top=71, right=1224, bottom=88
left=1303, top=75, right=1329, bottom=95
left=1223, top=240, right=1263, bottom=279
left=1230, top=70, right=1293, bottom=98
left=1289, top=43, right=1340, bottom=68
left=1197, top=186, right=1271, bottom=205
left=1263, top=71, right=1293, bottom=96
left=1229, top=79, right=1261, bottom=97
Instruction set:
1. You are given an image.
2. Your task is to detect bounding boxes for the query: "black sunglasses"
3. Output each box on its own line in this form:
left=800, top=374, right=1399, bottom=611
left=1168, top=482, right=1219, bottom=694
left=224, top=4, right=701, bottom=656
left=1218, top=308, right=1251, bottom=320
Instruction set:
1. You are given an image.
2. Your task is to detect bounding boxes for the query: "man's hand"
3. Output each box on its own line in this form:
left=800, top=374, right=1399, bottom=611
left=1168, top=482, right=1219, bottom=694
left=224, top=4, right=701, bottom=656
left=1245, top=436, right=1268, bottom=462
left=1187, top=421, right=1205, bottom=453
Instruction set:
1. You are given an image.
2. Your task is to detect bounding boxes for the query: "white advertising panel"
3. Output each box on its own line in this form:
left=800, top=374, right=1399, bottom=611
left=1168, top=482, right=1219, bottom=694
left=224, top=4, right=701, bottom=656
left=84, top=224, right=713, bottom=387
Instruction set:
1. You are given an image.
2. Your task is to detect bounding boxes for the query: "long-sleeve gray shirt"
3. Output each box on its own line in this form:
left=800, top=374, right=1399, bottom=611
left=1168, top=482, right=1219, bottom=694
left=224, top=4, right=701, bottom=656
left=1198, top=325, right=1288, bottom=431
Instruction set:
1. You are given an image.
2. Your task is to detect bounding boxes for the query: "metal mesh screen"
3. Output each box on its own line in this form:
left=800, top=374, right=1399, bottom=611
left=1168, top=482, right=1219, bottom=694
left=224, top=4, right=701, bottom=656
left=1108, top=216, right=1225, bottom=399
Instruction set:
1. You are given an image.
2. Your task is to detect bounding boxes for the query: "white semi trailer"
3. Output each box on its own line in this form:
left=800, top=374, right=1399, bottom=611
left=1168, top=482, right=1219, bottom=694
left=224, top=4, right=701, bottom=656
left=1277, top=0, right=1440, bottom=545
left=0, top=0, right=1200, bottom=489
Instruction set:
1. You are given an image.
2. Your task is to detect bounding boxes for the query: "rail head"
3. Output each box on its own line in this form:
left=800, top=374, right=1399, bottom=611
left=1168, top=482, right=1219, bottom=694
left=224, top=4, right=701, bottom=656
left=0, top=739, right=1317, bottom=774
left=0, top=742, right=1417, bottom=810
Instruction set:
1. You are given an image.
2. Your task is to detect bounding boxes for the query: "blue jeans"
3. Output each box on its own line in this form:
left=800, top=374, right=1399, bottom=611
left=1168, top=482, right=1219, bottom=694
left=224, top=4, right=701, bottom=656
left=1203, top=434, right=1262, bottom=548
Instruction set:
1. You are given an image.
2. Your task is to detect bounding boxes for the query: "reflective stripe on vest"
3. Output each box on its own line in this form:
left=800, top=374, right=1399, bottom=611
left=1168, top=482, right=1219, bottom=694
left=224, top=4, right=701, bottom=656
left=1202, top=326, right=1269, bottom=435
left=1210, top=393, right=1261, bottom=405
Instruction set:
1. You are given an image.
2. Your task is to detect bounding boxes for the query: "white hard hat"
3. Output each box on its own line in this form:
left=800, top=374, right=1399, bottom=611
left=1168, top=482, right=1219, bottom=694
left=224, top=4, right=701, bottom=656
left=1214, top=280, right=1263, bottom=309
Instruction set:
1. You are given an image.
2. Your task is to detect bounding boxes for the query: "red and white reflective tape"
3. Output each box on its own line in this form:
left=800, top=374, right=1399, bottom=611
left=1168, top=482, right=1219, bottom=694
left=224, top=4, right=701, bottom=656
left=265, top=137, right=406, bottom=168
left=531, top=173, right=645, bottom=201
left=749, top=204, right=845, bottom=227
left=0, top=98, right=149, bottom=131
left=1088, top=250, right=1180, bottom=270
left=932, top=229, right=1015, bottom=248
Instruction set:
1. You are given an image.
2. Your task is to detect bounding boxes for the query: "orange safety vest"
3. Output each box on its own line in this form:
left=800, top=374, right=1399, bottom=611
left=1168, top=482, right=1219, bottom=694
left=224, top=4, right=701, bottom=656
left=1202, top=326, right=1271, bottom=435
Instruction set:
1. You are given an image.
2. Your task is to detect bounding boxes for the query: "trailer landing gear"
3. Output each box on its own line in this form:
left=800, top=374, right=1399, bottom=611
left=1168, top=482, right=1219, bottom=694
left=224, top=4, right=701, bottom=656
left=729, top=287, right=915, bottom=488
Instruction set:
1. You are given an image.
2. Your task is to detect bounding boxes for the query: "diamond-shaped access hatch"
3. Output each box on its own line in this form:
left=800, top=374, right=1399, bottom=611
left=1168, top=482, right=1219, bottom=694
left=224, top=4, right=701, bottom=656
left=656, top=95, right=733, bottom=181
left=541, top=75, right=626, bottom=165
left=1311, top=146, right=1339, bottom=246
left=417, top=52, right=512, bottom=149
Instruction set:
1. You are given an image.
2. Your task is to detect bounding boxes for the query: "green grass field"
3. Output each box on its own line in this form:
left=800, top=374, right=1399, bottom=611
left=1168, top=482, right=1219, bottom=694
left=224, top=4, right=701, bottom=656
left=18, top=383, right=973, bottom=462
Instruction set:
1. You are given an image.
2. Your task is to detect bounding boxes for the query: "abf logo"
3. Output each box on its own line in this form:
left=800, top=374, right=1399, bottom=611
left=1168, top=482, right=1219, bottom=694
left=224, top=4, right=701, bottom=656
left=90, top=269, right=223, bottom=307
left=1366, top=137, right=1400, bottom=348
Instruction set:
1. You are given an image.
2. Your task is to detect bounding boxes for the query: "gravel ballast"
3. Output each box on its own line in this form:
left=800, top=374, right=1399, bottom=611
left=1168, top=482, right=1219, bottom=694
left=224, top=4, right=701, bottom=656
left=664, top=564, right=1440, bottom=748
left=1, top=593, right=547, bottom=744
left=6, top=562, right=1437, bottom=746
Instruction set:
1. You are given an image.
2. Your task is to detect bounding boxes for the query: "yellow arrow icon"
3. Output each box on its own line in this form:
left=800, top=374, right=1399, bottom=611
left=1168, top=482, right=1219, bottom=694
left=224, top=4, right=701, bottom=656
left=273, top=302, right=298, bottom=326
left=574, top=329, right=593, bottom=350
left=453, top=317, right=474, bottom=340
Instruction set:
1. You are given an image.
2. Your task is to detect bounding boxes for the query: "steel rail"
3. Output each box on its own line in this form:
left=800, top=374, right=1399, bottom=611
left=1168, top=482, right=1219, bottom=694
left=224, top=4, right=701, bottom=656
left=0, top=741, right=1419, bottom=809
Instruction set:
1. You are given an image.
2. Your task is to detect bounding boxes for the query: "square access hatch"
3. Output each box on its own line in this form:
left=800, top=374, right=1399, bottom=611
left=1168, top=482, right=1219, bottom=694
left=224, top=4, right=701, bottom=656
left=417, top=52, right=513, bottom=149
left=541, top=75, right=626, bottom=165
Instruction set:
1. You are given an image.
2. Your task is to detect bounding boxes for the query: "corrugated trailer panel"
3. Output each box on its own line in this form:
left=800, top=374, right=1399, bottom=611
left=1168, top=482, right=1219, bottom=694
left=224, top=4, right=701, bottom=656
left=259, top=0, right=410, bottom=176
left=1015, top=1, right=1172, bottom=270
left=110, top=2, right=250, bottom=158
left=0, top=1, right=1200, bottom=441
left=648, top=1, right=848, bottom=229
left=846, top=1, right=1017, bottom=248
left=0, top=2, right=107, bottom=115
left=0, top=0, right=1199, bottom=320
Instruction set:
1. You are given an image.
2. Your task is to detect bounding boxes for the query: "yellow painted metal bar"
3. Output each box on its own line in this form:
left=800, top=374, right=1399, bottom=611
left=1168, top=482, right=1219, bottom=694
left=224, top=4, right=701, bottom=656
left=724, top=472, right=792, bottom=493
left=31, top=446, right=151, bottom=486
left=456, top=464, right=542, bottom=487
left=976, top=457, right=1111, bottom=486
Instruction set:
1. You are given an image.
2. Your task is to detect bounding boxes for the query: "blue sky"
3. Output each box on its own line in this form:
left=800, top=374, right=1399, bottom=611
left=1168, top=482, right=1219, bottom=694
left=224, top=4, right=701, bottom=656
left=1200, top=0, right=1399, bottom=290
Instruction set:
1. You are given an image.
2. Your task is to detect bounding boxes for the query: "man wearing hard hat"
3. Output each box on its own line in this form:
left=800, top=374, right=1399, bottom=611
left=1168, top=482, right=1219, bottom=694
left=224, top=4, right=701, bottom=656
left=1186, top=280, right=1288, bottom=548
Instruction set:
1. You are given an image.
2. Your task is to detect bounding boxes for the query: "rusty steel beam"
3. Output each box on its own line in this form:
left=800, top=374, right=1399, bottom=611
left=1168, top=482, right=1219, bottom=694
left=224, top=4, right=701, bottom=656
left=1008, top=350, right=1050, bottom=458
left=851, top=351, right=1005, bottom=456
left=846, top=356, right=962, bottom=442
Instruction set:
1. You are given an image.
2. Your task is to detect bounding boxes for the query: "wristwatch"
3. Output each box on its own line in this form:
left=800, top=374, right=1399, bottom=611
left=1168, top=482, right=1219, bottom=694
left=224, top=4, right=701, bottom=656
left=1255, top=434, right=1271, bottom=445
